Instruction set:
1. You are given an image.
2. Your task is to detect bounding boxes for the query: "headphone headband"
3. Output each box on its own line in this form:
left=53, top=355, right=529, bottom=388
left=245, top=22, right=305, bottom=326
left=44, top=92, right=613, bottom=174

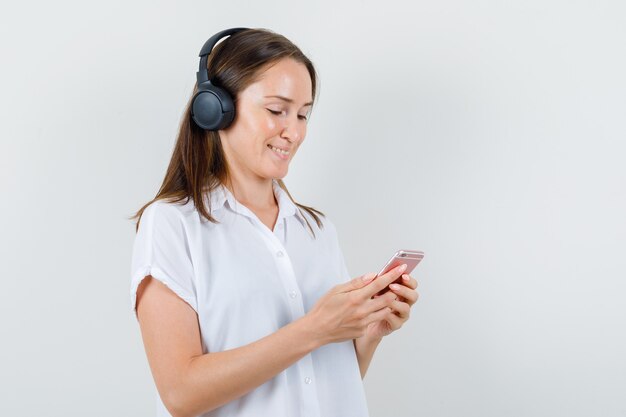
left=196, top=27, right=248, bottom=85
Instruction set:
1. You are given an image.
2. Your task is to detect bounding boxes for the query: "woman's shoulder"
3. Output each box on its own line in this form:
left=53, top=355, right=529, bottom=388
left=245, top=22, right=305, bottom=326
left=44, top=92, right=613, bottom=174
left=144, top=198, right=194, bottom=215
left=139, top=198, right=198, bottom=231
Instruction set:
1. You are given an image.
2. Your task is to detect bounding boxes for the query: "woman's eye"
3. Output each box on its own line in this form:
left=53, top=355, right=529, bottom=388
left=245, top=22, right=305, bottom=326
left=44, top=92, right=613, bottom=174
left=267, top=108, right=308, bottom=121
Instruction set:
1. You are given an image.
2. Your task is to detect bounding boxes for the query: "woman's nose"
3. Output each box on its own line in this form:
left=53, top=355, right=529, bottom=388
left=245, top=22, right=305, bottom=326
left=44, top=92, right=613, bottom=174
left=280, top=118, right=303, bottom=143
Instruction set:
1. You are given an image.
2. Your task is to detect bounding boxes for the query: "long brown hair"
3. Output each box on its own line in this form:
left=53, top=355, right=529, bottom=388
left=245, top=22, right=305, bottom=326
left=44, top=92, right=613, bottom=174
left=132, top=28, right=324, bottom=234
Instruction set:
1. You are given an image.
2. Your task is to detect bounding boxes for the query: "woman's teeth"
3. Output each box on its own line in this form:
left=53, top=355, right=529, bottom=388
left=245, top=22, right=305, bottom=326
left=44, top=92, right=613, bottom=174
left=268, top=145, right=289, bottom=155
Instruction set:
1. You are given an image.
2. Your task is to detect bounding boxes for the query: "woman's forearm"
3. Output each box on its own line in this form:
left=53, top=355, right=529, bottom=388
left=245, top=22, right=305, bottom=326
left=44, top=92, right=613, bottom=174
left=170, top=316, right=321, bottom=417
left=354, top=336, right=382, bottom=379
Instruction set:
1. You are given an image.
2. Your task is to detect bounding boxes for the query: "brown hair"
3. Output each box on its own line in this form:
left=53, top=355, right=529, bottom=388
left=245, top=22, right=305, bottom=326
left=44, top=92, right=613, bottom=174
left=132, top=29, right=324, bottom=234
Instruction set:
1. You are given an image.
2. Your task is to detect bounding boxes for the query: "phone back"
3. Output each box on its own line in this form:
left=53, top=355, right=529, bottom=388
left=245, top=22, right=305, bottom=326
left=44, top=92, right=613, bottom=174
left=377, top=249, right=424, bottom=277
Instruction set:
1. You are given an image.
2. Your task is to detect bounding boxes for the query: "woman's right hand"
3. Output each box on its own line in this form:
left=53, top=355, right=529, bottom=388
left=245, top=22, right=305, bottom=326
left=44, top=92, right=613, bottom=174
left=303, top=264, right=408, bottom=345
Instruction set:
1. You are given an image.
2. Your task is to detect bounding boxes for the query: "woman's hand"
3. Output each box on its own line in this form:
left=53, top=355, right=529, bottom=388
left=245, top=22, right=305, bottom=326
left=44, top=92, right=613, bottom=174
left=303, top=264, right=410, bottom=346
left=363, top=273, right=419, bottom=341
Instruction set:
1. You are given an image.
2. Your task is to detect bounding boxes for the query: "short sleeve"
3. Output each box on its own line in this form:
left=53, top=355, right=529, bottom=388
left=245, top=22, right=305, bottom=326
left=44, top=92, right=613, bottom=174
left=130, top=202, right=198, bottom=318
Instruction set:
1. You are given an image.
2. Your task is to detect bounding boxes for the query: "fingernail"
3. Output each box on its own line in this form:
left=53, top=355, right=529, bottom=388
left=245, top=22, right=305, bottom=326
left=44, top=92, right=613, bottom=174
left=402, top=274, right=410, bottom=281
left=390, top=283, right=401, bottom=290
left=362, top=273, right=376, bottom=281
left=399, top=264, right=407, bottom=272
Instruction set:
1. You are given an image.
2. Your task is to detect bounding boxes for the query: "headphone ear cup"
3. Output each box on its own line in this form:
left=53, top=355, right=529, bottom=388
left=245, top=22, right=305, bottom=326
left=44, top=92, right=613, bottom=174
left=191, top=83, right=235, bottom=131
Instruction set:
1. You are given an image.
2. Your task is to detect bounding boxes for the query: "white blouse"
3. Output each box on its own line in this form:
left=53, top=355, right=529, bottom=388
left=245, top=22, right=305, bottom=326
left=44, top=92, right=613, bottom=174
left=130, top=180, right=370, bottom=417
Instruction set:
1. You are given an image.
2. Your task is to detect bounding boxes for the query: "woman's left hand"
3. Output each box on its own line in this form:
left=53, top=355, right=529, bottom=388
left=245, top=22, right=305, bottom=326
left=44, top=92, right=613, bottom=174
left=363, top=274, right=419, bottom=341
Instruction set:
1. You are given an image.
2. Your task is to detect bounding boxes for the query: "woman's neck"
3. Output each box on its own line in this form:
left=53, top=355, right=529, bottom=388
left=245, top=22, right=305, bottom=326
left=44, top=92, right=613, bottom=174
left=225, top=173, right=277, bottom=211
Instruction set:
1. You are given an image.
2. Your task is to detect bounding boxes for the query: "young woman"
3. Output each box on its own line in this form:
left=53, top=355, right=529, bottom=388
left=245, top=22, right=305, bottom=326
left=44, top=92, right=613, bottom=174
left=130, top=28, right=419, bottom=417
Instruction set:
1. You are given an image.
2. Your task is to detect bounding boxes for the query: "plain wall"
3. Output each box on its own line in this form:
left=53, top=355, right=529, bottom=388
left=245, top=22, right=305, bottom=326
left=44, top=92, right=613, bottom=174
left=1, top=0, right=625, bottom=416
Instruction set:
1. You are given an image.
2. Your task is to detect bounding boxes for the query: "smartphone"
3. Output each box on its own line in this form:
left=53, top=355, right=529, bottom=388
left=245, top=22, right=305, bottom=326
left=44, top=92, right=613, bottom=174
left=375, top=249, right=424, bottom=295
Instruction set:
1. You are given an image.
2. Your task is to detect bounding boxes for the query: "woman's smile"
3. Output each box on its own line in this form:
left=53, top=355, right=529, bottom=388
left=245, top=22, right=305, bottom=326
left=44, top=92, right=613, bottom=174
left=267, top=144, right=290, bottom=160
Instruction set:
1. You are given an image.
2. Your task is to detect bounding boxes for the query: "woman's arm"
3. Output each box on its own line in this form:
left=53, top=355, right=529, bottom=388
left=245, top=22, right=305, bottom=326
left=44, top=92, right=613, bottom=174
left=353, top=336, right=383, bottom=378
left=136, top=269, right=402, bottom=417
left=136, top=276, right=318, bottom=417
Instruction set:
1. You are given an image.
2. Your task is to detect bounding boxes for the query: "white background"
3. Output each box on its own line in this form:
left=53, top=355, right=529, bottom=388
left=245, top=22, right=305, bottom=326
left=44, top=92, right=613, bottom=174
left=1, top=1, right=625, bottom=416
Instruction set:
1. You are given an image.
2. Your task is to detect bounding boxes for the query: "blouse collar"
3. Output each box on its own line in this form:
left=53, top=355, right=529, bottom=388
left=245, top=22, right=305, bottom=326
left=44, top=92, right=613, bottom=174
left=207, top=180, right=307, bottom=227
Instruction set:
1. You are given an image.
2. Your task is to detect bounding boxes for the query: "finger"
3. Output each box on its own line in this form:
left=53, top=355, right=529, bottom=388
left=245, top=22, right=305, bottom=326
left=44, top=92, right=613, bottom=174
left=359, top=264, right=408, bottom=299
left=365, top=306, right=393, bottom=326
left=384, top=310, right=405, bottom=331
left=389, top=284, right=419, bottom=306
left=390, top=299, right=411, bottom=319
left=335, top=272, right=378, bottom=293
left=362, top=291, right=397, bottom=315
left=400, top=274, right=418, bottom=290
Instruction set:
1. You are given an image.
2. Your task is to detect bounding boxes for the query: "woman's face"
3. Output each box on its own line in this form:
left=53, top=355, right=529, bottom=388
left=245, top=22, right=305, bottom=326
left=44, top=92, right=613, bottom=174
left=220, top=58, right=313, bottom=182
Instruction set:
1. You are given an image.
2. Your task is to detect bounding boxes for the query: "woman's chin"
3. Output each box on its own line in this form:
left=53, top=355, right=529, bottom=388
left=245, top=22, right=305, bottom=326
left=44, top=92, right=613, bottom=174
left=265, top=162, right=290, bottom=179
left=269, top=168, right=289, bottom=179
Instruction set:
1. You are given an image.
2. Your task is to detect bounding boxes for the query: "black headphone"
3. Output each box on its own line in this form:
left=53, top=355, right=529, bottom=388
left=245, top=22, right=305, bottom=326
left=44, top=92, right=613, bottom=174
left=191, top=27, right=249, bottom=131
